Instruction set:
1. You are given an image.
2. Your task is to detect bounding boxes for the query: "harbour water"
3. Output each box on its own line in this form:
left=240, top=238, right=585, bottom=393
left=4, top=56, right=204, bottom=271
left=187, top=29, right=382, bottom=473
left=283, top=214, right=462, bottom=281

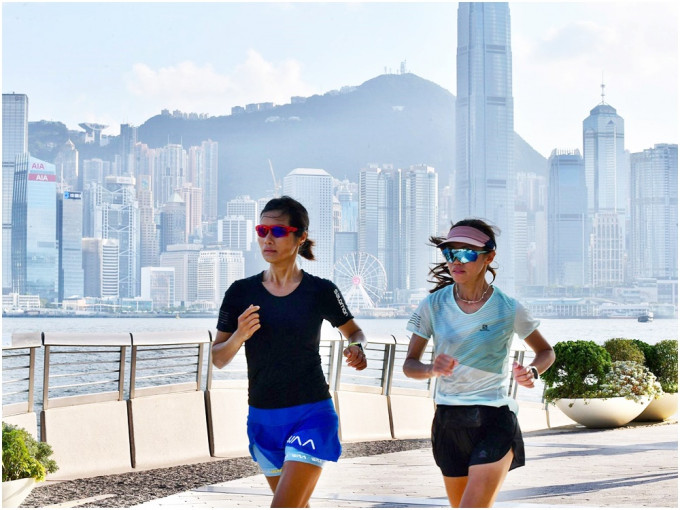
left=2, top=316, right=677, bottom=346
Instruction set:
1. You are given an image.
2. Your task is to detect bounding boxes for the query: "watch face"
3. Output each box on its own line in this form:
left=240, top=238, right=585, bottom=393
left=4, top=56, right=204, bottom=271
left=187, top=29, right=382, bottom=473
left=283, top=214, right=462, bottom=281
left=530, top=367, right=539, bottom=379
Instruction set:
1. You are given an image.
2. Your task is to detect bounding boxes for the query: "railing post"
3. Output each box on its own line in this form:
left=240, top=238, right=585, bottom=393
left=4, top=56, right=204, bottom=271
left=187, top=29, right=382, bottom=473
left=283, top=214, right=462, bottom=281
left=382, top=341, right=396, bottom=396
left=42, top=344, right=51, bottom=411
left=206, top=332, right=214, bottom=391
left=129, top=345, right=138, bottom=399
left=27, top=345, right=37, bottom=412
left=197, top=343, right=205, bottom=391
left=118, top=345, right=127, bottom=401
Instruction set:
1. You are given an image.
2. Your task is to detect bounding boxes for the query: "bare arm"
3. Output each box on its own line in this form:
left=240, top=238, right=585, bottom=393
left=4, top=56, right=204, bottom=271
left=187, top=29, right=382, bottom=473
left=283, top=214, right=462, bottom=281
left=338, top=319, right=367, bottom=371
left=403, top=333, right=457, bottom=380
left=512, top=329, right=555, bottom=388
left=211, top=304, right=260, bottom=369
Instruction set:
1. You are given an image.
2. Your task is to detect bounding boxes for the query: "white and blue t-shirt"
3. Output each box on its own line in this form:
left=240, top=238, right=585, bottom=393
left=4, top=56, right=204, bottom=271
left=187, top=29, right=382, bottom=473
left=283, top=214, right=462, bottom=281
left=406, top=285, right=539, bottom=414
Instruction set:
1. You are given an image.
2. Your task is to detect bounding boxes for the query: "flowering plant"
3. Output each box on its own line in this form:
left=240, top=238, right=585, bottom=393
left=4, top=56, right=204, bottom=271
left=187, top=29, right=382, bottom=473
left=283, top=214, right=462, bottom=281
left=592, top=361, right=662, bottom=403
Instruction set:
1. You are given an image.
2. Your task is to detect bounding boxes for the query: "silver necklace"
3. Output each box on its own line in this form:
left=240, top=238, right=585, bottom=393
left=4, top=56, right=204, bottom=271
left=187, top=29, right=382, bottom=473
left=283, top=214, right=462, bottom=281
left=455, top=284, right=491, bottom=304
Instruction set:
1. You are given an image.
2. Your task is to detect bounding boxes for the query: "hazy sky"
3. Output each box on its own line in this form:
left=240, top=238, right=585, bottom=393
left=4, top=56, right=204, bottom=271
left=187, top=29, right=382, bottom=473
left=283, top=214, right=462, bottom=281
left=2, top=1, right=677, bottom=158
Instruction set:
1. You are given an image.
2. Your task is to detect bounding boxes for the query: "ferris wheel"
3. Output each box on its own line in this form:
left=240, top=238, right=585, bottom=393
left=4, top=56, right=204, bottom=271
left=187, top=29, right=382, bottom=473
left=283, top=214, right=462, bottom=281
left=333, top=252, right=387, bottom=312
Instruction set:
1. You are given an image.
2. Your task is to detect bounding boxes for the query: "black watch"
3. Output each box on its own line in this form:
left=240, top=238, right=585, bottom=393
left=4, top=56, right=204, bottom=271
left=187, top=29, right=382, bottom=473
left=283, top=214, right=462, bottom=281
left=348, top=342, right=363, bottom=352
left=528, top=366, right=539, bottom=379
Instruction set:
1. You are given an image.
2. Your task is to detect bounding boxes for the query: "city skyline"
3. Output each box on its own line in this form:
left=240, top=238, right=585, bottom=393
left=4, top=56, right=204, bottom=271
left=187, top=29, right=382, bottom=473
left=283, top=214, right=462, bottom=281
left=2, top=1, right=678, bottom=158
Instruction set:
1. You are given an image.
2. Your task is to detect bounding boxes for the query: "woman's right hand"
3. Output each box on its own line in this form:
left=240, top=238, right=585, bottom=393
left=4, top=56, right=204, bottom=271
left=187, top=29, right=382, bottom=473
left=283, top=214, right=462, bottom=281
left=431, top=353, right=457, bottom=377
left=237, top=304, right=261, bottom=341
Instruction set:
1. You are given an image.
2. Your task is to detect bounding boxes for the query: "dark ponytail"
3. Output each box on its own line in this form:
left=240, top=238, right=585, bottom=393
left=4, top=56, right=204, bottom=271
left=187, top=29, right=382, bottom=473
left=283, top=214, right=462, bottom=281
left=260, top=196, right=316, bottom=260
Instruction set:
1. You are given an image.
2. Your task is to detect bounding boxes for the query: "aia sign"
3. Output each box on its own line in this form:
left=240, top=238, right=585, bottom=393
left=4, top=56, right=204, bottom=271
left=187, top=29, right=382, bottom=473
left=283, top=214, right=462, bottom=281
left=28, top=173, right=56, bottom=182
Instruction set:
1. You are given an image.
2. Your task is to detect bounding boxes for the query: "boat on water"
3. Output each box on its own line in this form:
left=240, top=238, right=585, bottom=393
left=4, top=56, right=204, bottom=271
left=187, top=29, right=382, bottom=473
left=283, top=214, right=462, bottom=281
left=637, top=312, right=654, bottom=323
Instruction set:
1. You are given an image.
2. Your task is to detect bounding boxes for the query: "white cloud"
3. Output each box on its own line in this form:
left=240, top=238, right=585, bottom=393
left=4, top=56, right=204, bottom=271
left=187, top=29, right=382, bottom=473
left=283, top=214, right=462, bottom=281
left=125, top=50, right=317, bottom=116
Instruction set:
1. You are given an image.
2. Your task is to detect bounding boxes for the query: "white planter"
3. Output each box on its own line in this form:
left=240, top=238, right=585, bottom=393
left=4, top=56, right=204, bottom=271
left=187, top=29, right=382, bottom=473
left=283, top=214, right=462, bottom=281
left=2, top=477, right=35, bottom=508
left=556, top=396, right=651, bottom=428
left=635, top=393, right=678, bottom=422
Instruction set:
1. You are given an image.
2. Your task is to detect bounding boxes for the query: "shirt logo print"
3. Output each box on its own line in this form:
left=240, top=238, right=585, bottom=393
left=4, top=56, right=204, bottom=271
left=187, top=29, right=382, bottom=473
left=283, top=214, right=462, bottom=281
left=480, top=324, right=489, bottom=331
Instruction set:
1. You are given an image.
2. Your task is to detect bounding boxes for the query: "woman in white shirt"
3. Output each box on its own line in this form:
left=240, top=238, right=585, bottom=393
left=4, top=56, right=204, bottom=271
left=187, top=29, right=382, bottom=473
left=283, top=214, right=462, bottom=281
left=403, top=218, right=555, bottom=508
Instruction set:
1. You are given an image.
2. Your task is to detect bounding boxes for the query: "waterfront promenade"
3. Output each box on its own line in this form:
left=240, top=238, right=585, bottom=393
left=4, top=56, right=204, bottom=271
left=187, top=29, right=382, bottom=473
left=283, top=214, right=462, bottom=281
left=132, top=421, right=677, bottom=508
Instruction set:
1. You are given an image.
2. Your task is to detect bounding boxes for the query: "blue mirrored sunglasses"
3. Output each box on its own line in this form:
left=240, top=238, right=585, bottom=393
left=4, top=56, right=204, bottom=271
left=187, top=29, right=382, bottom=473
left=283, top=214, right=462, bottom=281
left=440, top=247, right=489, bottom=264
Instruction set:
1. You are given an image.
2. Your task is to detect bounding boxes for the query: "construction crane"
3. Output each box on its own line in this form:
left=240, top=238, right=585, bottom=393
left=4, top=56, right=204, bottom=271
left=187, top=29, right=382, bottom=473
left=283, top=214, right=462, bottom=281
left=268, top=159, right=281, bottom=197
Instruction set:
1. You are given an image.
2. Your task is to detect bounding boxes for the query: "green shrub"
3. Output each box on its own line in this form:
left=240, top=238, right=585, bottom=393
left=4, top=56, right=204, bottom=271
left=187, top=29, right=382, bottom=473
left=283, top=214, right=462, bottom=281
left=2, top=422, right=58, bottom=482
left=648, top=340, right=678, bottom=394
left=603, top=338, right=646, bottom=365
left=630, top=339, right=655, bottom=368
left=542, top=340, right=612, bottom=402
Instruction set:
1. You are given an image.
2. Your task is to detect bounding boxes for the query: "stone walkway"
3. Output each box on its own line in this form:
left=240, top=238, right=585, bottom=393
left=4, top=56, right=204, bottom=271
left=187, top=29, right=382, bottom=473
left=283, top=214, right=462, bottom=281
left=134, top=421, right=677, bottom=508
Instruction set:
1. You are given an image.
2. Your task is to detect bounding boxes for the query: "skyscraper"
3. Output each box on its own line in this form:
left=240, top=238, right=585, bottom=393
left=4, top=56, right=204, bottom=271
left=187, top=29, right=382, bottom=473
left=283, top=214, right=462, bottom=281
left=197, top=249, right=244, bottom=307
left=283, top=168, right=334, bottom=279
left=547, top=150, right=588, bottom=286
left=583, top=89, right=627, bottom=214
left=201, top=140, right=219, bottom=222
left=3, top=93, right=29, bottom=292
left=403, top=164, right=438, bottom=290
left=93, top=176, right=139, bottom=298
left=455, top=2, right=515, bottom=292
left=160, top=244, right=201, bottom=306
left=583, top=88, right=627, bottom=286
left=57, top=190, right=84, bottom=301
left=82, top=238, right=119, bottom=298
left=630, top=144, right=678, bottom=280
left=159, top=192, right=187, bottom=252
left=358, top=164, right=404, bottom=293
left=11, top=155, right=58, bottom=299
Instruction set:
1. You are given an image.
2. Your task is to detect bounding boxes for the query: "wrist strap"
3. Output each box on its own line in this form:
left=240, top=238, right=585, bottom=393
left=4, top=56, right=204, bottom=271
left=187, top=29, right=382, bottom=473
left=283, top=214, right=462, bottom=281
left=348, top=341, right=364, bottom=351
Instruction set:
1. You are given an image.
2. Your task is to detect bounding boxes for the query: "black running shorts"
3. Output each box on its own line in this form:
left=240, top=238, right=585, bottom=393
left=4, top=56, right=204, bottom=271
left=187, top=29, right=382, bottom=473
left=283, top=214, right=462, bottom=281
left=431, top=404, right=525, bottom=477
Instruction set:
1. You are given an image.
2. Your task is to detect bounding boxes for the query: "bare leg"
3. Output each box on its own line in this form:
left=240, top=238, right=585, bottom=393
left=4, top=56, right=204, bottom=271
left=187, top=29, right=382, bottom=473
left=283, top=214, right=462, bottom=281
left=270, top=461, right=323, bottom=508
left=442, top=475, right=468, bottom=507
left=459, top=449, right=514, bottom=508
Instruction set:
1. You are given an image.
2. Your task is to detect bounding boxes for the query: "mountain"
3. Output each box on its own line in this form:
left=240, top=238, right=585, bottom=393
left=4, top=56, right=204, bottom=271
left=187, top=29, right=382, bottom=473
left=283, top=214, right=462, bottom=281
left=29, top=73, right=547, bottom=212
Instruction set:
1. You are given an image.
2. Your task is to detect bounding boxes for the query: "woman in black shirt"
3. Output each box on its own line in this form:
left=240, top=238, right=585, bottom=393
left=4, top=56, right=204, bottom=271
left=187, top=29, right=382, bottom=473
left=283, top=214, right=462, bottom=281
left=213, top=196, right=367, bottom=507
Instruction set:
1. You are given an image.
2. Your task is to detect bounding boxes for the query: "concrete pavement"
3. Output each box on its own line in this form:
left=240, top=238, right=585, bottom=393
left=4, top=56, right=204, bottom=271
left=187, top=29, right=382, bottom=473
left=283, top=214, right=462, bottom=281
left=135, top=421, right=677, bottom=508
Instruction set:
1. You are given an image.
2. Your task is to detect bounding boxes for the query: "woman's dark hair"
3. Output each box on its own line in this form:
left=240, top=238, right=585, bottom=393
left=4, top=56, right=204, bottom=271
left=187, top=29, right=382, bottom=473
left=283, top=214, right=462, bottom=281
left=260, top=196, right=316, bottom=260
left=427, top=218, right=499, bottom=293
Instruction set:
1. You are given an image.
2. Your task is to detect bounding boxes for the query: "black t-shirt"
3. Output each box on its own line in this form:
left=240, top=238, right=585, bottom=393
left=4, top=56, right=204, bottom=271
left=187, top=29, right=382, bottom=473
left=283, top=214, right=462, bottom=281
left=216, top=270, right=354, bottom=408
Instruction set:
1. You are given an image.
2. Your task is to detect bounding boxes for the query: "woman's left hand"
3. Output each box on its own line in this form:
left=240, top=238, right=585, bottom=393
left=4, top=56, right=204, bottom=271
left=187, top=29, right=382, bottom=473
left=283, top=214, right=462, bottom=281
left=343, top=345, right=367, bottom=371
left=512, top=361, right=536, bottom=389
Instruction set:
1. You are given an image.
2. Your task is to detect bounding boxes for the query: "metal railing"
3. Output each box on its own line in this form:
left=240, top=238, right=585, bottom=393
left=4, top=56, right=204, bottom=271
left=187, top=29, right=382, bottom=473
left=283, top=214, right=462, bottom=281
left=3, top=327, right=534, bottom=438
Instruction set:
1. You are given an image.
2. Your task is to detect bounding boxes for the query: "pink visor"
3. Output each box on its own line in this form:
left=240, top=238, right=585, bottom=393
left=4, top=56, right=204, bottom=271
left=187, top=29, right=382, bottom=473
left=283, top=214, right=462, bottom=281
left=437, top=226, right=493, bottom=248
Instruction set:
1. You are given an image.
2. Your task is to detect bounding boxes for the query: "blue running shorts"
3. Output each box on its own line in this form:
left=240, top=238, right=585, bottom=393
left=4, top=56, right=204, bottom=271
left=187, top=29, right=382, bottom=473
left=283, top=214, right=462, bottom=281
left=247, top=398, right=342, bottom=477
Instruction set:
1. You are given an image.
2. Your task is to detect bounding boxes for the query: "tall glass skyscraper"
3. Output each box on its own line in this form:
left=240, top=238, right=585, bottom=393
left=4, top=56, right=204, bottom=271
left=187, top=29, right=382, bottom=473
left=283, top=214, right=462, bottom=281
left=583, top=91, right=627, bottom=286
left=3, top=93, right=29, bottom=292
left=630, top=144, right=678, bottom=280
left=455, top=2, right=515, bottom=293
left=11, top=155, right=58, bottom=299
left=58, top=190, right=85, bottom=301
left=547, top=150, right=588, bottom=286
left=283, top=168, right=334, bottom=279
left=403, top=164, right=438, bottom=290
left=94, top=176, right=139, bottom=298
left=358, top=165, right=404, bottom=292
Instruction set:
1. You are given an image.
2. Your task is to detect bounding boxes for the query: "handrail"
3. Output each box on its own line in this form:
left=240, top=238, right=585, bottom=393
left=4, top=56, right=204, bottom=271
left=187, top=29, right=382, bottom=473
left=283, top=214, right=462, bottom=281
left=129, top=330, right=211, bottom=398
left=1, top=334, right=40, bottom=415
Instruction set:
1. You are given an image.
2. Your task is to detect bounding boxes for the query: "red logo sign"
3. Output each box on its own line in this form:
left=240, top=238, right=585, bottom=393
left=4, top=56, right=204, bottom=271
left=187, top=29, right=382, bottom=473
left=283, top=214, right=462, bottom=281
left=28, top=173, right=56, bottom=182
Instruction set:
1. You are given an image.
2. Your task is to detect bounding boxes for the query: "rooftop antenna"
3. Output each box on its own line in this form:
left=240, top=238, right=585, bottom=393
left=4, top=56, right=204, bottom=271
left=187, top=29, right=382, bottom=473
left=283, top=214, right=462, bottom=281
left=600, top=71, right=606, bottom=104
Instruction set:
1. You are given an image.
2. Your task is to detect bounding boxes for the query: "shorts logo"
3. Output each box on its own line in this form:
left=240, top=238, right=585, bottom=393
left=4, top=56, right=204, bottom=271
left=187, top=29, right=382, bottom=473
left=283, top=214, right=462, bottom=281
left=287, top=435, right=316, bottom=450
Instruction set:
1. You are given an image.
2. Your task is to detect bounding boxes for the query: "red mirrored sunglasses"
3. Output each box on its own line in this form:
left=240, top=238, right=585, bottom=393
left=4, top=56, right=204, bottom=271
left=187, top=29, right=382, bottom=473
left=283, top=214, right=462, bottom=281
left=255, top=224, right=299, bottom=238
